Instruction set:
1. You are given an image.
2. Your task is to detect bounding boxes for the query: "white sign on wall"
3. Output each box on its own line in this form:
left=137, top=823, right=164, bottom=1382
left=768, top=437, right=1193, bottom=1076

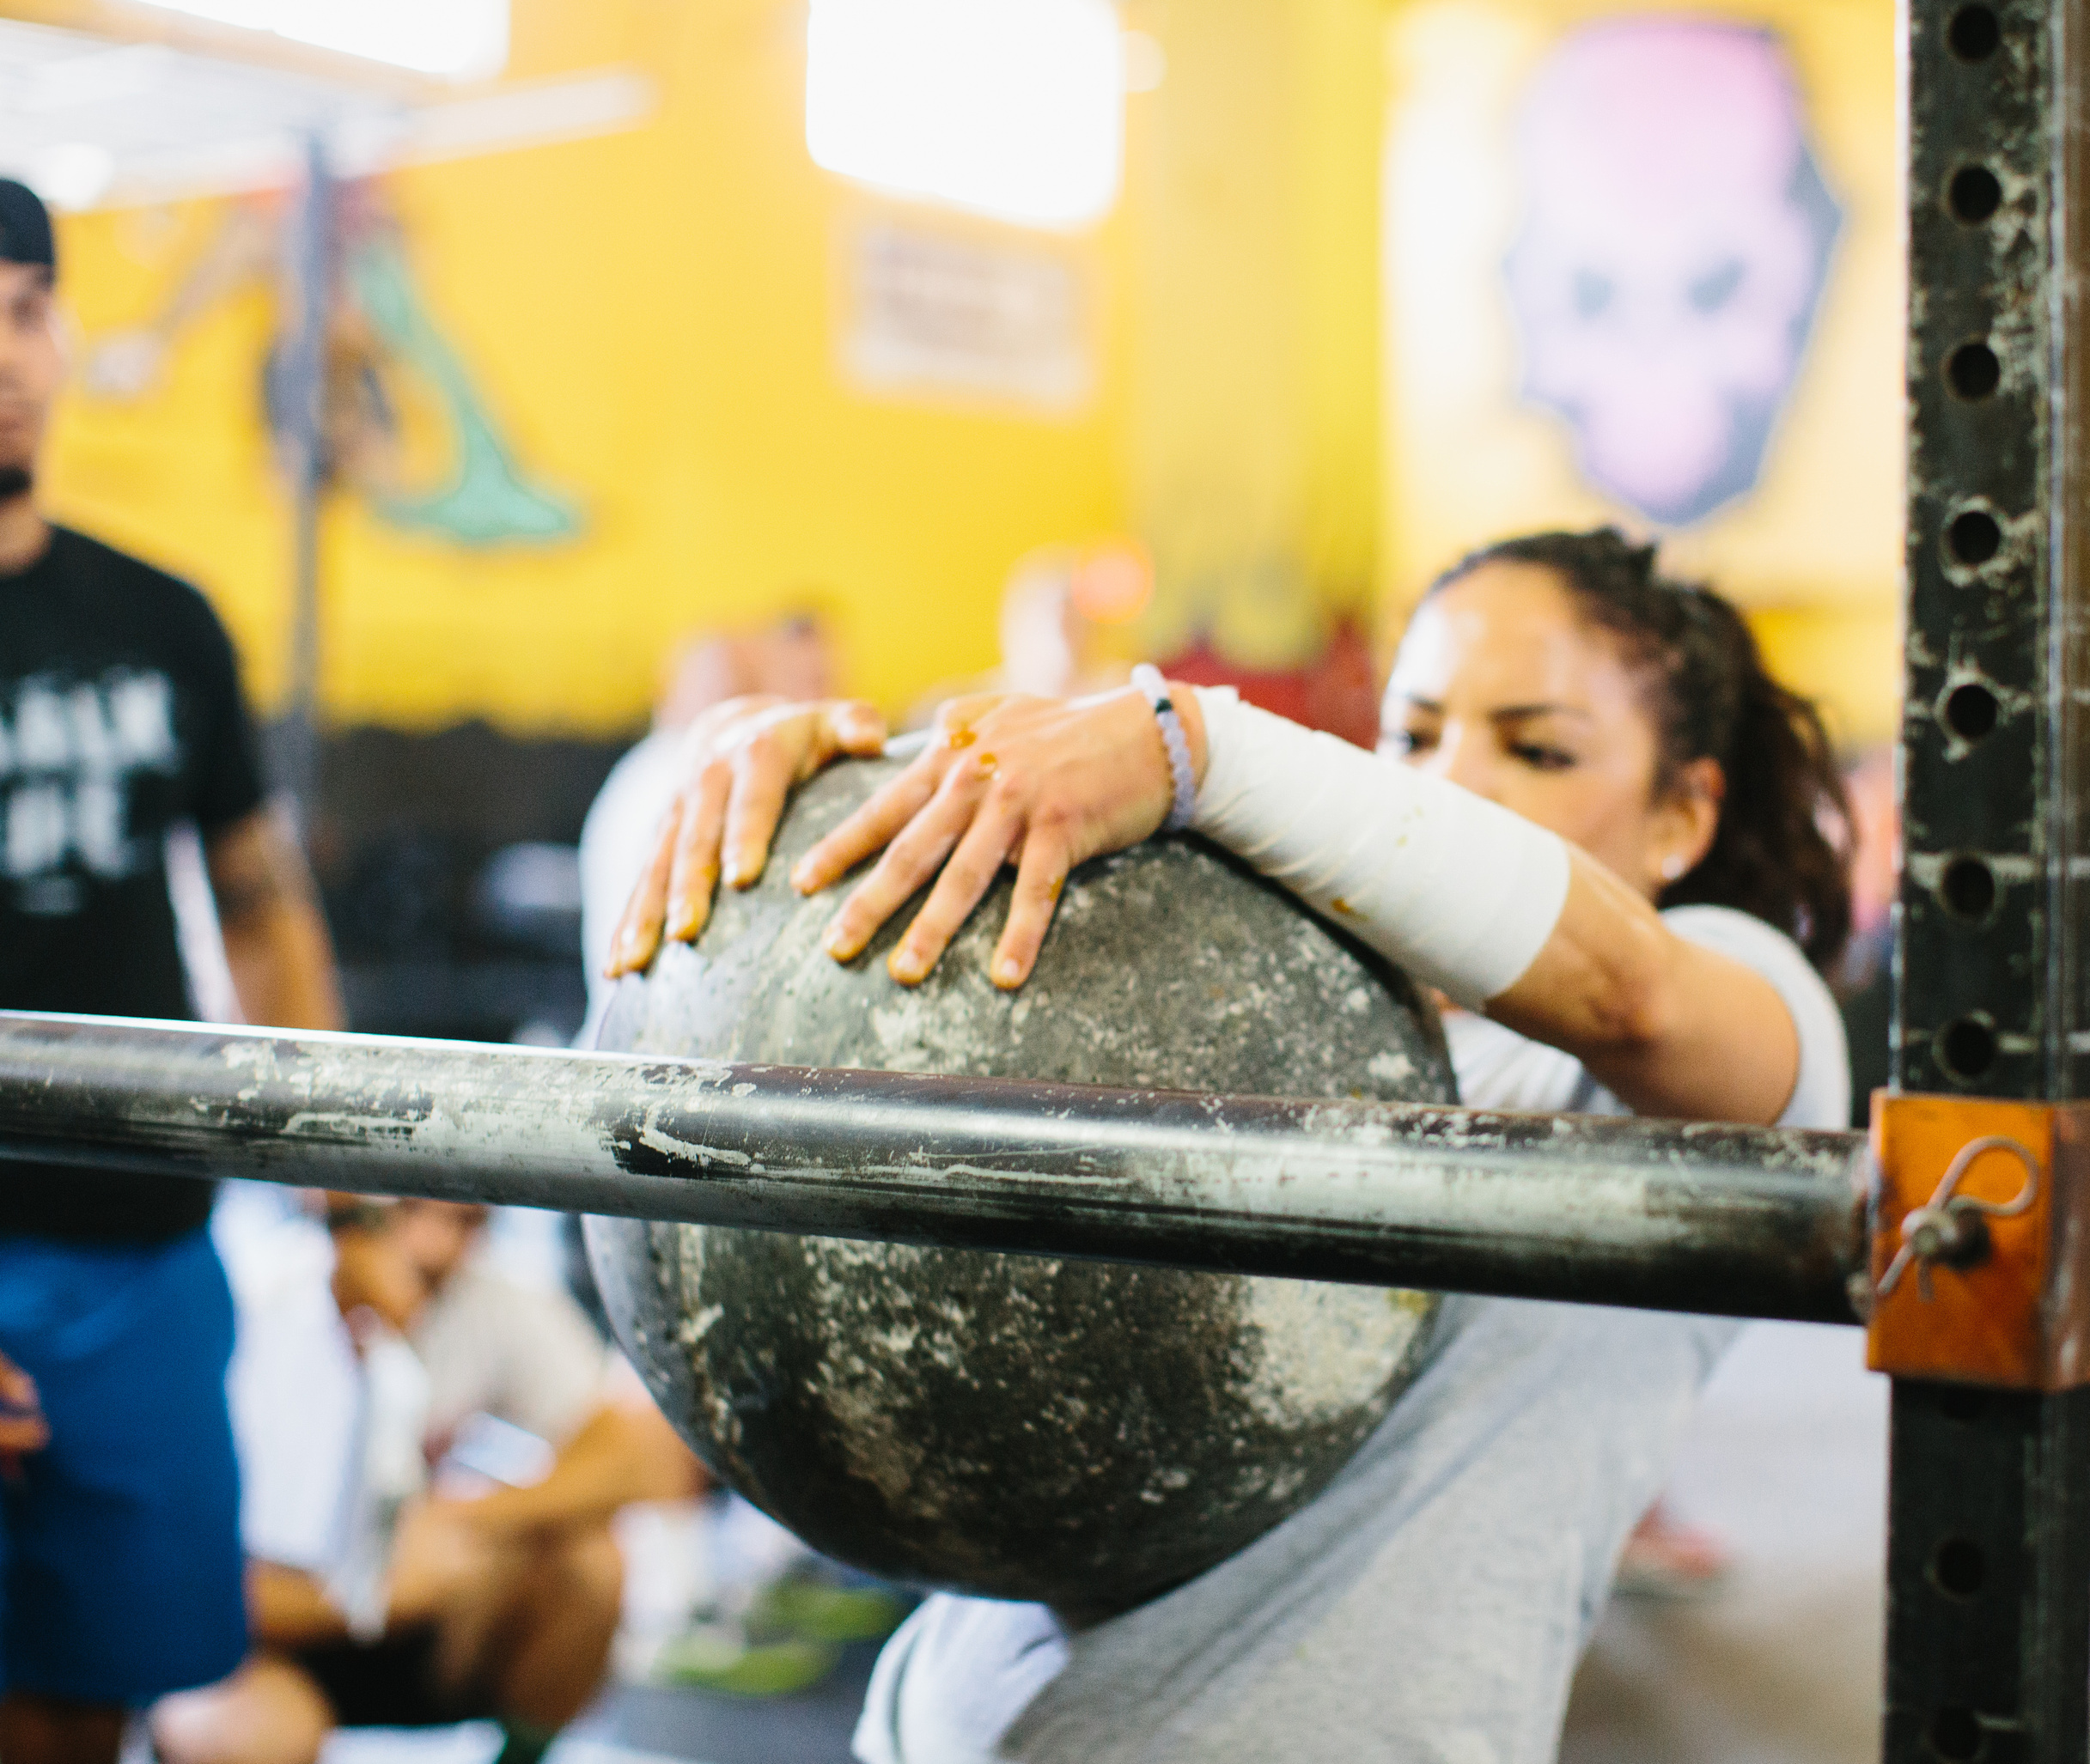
left=844, top=223, right=1091, bottom=411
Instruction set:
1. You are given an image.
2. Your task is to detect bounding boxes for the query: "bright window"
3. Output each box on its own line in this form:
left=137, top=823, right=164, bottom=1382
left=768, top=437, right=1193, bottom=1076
left=137, top=0, right=509, bottom=81
left=806, top=0, right=1124, bottom=230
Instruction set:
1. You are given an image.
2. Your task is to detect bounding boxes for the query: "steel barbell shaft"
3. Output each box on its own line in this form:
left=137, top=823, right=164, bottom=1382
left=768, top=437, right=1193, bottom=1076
left=0, top=1012, right=1871, bottom=1323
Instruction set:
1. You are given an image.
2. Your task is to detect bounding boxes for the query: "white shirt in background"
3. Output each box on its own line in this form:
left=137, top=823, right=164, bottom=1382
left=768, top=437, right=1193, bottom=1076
left=411, top=1251, right=614, bottom=1451
left=229, top=1256, right=430, bottom=1639
left=229, top=1241, right=614, bottom=1639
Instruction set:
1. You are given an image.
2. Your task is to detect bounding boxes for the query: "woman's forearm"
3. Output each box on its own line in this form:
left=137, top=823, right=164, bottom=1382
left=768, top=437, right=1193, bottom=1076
left=1492, top=855, right=1801, bottom=1123
left=1187, top=690, right=1570, bottom=1009
left=1185, top=692, right=1801, bottom=1123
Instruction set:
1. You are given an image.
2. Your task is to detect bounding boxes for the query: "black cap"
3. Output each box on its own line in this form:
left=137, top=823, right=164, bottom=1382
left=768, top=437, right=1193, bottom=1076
left=0, top=180, right=55, bottom=277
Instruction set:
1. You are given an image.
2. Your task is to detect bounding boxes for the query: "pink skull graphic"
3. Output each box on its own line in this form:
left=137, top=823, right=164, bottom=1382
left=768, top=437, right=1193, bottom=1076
left=1504, top=21, right=1840, bottom=527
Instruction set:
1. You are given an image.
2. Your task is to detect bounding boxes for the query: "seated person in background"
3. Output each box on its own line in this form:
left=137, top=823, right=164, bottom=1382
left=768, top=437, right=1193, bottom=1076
left=153, top=1197, right=699, bottom=1764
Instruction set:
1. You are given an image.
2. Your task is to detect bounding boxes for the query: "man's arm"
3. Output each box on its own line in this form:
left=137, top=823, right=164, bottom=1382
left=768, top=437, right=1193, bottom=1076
left=204, top=805, right=344, bottom=1031
left=0, top=1349, right=48, bottom=1472
left=246, top=1560, right=350, bottom=1649
left=454, top=1401, right=703, bottom=1540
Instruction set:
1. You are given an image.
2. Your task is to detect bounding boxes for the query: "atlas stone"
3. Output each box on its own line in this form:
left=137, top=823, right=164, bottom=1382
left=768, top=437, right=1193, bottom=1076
left=587, top=757, right=1456, bottom=1616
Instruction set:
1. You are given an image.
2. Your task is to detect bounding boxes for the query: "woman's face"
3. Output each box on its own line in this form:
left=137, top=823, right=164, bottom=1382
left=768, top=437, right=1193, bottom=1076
left=1381, top=561, right=1717, bottom=899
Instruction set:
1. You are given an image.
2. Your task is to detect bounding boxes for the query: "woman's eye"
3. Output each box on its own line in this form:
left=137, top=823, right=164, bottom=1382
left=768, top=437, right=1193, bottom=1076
left=1511, top=743, right=1575, bottom=772
left=1386, top=727, right=1435, bottom=756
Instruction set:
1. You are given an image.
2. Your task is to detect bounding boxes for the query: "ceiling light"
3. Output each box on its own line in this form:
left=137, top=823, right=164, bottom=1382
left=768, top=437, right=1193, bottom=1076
left=807, top=0, right=1124, bottom=230
left=29, top=141, right=116, bottom=209
left=135, top=0, right=509, bottom=81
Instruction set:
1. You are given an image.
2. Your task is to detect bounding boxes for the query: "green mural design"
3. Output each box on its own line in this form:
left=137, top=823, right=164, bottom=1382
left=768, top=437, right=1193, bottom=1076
left=348, top=240, right=580, bottom=546
left=83, top=191, right=582, bottom=551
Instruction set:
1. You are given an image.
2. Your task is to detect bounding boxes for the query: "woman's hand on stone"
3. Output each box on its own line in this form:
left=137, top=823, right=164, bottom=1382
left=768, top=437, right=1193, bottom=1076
left=793, top=686, right=1203, bottom=990
left=606, top=695, right=888, bottom=976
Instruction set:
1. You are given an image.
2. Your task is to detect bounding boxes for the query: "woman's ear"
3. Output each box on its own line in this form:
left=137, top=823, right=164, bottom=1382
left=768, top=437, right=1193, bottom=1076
left=1653, top=757, right=1725, bottom=886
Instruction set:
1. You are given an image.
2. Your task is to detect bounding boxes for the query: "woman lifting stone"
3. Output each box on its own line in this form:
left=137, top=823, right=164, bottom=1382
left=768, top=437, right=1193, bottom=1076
left=608, top=526, right=1853, bottom=1764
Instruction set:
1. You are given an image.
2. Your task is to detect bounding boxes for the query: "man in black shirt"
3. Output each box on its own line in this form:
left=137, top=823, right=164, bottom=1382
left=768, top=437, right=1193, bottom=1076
left=0, top=179, right=342, bottom=1764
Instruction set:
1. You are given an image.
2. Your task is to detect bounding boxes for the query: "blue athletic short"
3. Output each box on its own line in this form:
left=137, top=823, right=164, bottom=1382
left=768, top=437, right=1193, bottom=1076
left=0, top=1227, right=247, bottom=1705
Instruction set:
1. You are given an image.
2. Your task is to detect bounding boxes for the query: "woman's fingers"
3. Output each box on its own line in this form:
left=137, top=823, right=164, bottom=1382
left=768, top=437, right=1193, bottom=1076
left=823, top=765, right=989, bottom=961
left=605, top=799, right=681, bottom=976
left=794, top=759, right=946, bottom=896
left=606, top=696, right=890, bottom=976
left=783, top=700, right=903, bottom=890
left=822, top=699, right=891, bottom=761
left=989, top=832, right=1072, bottom=989
left=789, top=702, right=979, bottom=892
left=618, top=688, right=1166, bottom=988
left=721, top=731, right=803, bottom=889
left=663, top=762, right=732, bottom=944
left=805, top=692, right=1150, bottom=986
left=718, top=700, right=887, bottom=889
left=888, top=796, right=1025, bottom=984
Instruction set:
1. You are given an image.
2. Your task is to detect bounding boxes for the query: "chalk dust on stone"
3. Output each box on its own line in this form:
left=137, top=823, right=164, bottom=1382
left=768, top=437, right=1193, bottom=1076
left=587, top=757, right=1456, bottom=1616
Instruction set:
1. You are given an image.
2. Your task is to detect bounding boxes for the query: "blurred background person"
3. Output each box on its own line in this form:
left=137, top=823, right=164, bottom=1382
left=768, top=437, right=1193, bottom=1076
left=153, top=1195, right=699, bottom=1764
left=0, top=176, right=342, bottom=1764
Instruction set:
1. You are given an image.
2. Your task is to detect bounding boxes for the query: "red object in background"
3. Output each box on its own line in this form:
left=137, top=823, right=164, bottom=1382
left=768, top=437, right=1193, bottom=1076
left=1159, top=618, right=1382, bottom=750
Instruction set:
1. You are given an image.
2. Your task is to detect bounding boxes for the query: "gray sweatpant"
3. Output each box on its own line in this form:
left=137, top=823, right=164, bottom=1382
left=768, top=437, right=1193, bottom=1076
left=856, top=1296, right=1738, bottom=1764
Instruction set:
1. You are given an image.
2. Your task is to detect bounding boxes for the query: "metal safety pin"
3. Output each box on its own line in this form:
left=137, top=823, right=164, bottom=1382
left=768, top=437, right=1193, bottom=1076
left=1876, top=1134, right=2042, bottom=1302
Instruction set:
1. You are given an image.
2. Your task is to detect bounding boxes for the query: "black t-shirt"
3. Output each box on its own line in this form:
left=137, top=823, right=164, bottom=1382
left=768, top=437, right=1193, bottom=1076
left=0, top=526, right=265, bottom=1243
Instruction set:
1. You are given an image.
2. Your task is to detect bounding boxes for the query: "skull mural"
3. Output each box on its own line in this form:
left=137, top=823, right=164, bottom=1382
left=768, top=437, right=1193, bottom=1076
left=1504, top=21, right=1840, bottom=528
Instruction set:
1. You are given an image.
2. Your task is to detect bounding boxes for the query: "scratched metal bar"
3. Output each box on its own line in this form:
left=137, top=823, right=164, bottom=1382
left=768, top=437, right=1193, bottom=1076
left=0, top=1013, right=1869, bottom=1323
left=1886, top=3, right=2090, bottom=1760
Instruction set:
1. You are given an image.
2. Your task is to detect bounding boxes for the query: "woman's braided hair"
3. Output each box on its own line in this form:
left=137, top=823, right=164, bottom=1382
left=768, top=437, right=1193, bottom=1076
left=1428, top=527, right=1855, bottom=971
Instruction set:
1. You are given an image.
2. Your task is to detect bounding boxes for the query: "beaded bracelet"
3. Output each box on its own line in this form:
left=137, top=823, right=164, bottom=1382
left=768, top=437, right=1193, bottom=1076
left=1130, top=664, right=1197, bottom=832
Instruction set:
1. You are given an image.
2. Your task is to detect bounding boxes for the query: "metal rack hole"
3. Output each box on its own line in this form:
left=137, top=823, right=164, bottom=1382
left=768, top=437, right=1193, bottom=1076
left=1947, top=340, right=2002, bottom=399
left=1931, top=1536, right=1987, bottom=1598
left=1943, top=681, right=1999, bottom=742
left=1939, top=855, right=1997, bottom=922
left=1929, top=1705, right=1984, bottom=1761
left=1948, top=164, right=2002, bottom=223
left=1936, top=1015, right=1999, bottom=1083
left=1946, top=508, right=2001, bottom=565
left=1946, top=4, right=2000, bottom=61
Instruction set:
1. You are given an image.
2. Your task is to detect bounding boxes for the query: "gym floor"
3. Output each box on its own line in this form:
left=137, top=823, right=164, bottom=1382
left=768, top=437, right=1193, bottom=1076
left=1563, top=1319, right=1887, bottom=1764
left=298, top=1319, right=1884, bottom=1764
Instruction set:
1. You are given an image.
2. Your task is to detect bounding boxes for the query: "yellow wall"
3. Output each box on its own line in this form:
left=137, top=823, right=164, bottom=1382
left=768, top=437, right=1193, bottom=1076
left=41, top=0, right=1130, bottom=734
left=1752, top=599, right=1902, bottom=751
left=1380, top=0, right=1904, bottom=744
left=1121, top=0, right=1389, bottom=670
left=33, top=0, right=1902, bottom=745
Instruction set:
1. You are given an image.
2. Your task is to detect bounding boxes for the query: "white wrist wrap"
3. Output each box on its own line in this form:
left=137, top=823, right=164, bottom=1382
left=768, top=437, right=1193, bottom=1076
left=1190, top=689, right=1572, bottom=1008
